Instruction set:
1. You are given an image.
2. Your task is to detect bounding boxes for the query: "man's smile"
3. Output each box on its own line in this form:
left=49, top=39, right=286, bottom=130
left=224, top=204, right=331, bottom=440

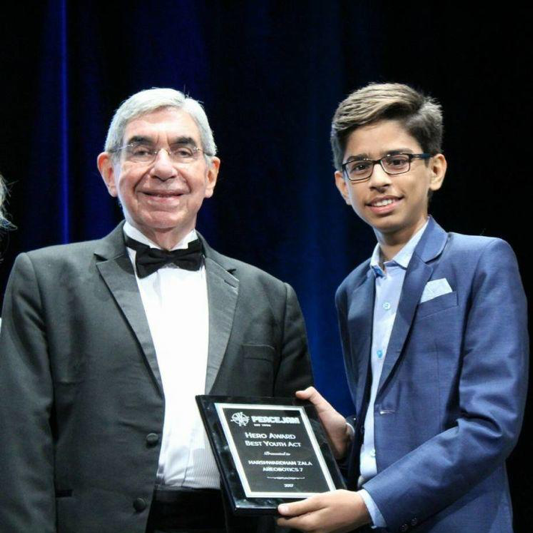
left=139, top=187, right=189, bottom=200
left=142, top=191, right=184, bottom=197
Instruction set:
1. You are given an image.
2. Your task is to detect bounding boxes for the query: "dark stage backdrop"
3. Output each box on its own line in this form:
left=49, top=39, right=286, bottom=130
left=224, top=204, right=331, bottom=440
left=1, top=1, right=532, bottom=529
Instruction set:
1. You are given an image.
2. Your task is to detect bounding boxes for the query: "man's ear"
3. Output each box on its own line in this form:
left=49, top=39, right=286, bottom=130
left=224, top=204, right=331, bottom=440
left=203, top=156, right=220, bottom=199
left=97, top=152, right=118, bottom=198
left=334, top=170, right=351, bottom=205
left=429, top=153, right=447, bottom=192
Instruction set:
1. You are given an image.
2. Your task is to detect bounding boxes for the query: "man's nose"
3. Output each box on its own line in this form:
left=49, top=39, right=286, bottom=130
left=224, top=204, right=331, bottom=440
left=151, top=149, right=178, bottom=180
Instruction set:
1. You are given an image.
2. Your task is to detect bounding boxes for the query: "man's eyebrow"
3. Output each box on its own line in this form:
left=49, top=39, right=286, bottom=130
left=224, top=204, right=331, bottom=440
left=126, top=135, right=154, bottom=145
left=124, top=135, right=198, bottom=146
left=169, top=136, right=198, bottom=146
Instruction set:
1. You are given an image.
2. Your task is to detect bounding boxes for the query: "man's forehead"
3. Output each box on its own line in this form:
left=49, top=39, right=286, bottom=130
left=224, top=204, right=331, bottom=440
left=123, top=108, right=201, bottom=142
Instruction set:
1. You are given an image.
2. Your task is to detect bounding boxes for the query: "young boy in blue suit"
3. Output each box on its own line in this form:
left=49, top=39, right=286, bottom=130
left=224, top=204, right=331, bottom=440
left=278, top=83, right=528, bottom=533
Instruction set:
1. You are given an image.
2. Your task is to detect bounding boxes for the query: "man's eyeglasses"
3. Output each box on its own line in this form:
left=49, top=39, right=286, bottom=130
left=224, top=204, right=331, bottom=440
left=342, top=153, right=432, bottom=182
left=111, top=142, right=212, bottom=165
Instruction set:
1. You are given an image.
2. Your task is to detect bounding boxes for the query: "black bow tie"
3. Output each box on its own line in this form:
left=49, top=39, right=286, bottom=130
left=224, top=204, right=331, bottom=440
left=125, top=235, right=204, bottom=278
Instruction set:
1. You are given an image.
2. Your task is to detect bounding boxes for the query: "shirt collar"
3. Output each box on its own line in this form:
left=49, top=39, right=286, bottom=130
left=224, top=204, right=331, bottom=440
left=123, top=221, right=198, bottom=251
left=370, top=218, right=430, bottom=277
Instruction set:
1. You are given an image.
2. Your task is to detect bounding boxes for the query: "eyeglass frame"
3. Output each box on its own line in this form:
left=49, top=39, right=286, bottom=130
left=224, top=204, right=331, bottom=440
left=341, top=152, right=433, bottom=183
left=109, top=142, right=213, bottom=165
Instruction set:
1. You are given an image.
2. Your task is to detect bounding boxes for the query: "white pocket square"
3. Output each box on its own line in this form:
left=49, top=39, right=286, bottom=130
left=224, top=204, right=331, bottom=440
left=420, top=278, right=453, bottom=304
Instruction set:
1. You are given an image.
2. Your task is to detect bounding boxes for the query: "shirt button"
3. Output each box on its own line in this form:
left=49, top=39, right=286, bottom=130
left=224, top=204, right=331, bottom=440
left=146, top=433, right=160, bottom=446
left=377, top=349, right=383, bottom=358
left=411, top=518, right=418, bottom=526
left=383, top=302, right=391, bottom=310
left=370, top=449, right=376, bottom=458
left=400, top=524, right=409, bottom=532
left=133, top=498, right=147, bottom=512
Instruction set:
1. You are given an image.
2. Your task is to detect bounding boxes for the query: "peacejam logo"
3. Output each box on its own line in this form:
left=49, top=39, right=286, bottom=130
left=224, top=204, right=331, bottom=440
left=230, top=412, right=250, bottom=427
left=230, top=412, right=300, bottom=427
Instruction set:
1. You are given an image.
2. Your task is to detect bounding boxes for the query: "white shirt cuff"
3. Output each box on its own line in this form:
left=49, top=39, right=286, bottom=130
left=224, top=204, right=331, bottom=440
left=358, top=489, right=386, bottom=528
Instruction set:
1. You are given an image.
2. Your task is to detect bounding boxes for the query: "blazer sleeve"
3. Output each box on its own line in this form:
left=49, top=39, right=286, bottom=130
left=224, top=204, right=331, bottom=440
left=273, top=283, right=313, bottom=396
left=363, top=239, right=529, bottom=531
left=0, top=253, right=57, bottom=532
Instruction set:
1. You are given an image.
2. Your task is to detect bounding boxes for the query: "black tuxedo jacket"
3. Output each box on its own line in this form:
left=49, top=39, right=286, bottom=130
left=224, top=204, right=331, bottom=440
left=0, top=224, right=312, bottom=533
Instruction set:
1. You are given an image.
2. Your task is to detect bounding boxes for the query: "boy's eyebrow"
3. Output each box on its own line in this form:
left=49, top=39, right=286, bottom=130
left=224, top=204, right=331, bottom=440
left=384, top=148, right=415, bottom=156
left=344, top=148, right=416, bottom=162
left=345, top=153, right=371, bottom=162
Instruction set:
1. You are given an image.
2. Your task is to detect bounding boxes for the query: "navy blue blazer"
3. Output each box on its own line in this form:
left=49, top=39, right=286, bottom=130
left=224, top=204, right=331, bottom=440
left=336, top=218, right=528, bottom=533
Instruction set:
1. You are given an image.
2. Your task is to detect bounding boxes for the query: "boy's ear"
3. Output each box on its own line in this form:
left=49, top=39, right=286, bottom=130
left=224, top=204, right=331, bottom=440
left=429, top=154, right=447, bottom=192
left=335, top=171, right=352, bottom=205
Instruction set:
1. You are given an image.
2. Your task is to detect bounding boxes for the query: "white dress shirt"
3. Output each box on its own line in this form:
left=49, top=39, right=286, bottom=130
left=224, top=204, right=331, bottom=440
left=124, top=222, right=219, bottom=489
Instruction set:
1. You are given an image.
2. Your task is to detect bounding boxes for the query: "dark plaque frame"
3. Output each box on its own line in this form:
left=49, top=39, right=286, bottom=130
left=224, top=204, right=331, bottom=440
left=196, top=395, right=346, bottom=515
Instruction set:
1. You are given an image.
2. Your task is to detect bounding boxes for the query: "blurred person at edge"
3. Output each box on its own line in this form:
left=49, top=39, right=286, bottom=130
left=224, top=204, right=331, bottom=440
left=0, top=171, right=13, bottom=329
left=0, top=173, right=10, bottom=230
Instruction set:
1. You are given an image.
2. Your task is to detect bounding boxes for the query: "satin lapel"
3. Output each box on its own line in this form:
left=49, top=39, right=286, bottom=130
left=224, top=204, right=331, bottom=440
left=95, top=227, right=163, bottom=396
left=204, top=257, right=239, bottom=393
left=347, top=272, right=375, bottom=416
left=376, top=219, right=448, bottom=397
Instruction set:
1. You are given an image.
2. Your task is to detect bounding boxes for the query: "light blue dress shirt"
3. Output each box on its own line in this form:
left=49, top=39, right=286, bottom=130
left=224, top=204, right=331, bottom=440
left=359, top=221, right=428, bottom=528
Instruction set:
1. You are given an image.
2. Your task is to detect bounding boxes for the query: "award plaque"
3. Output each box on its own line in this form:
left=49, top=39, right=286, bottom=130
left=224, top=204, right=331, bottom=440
left=196, top=395, right=346, bottom=515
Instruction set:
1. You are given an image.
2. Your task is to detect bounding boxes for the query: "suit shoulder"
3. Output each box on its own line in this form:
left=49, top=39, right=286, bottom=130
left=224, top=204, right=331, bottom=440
left=20, top=239, right=102, bottom=268
left=207, top=250, right=289, bottom=290
left=445, top=232, right=516, bottom=260
left=435, top=232, right=522, bottom=287
left=447, top=231, right=506, bottom=248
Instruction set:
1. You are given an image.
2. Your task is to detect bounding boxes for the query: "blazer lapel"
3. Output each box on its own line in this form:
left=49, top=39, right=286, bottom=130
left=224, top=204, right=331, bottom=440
left=201, top=241, right=239, bottom=394
left=377, top=218, right=449, bottom=396
left=377, top=255, right=433, bottom=395
left=94, top=224, right=164, bottom=396
left=346, top=271, right=375, bottom=416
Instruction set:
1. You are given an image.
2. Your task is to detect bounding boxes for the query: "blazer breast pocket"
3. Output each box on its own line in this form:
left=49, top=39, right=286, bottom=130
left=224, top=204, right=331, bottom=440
left=241, top=344, right=276, bottom=395
left=242, top=343, right=276, bottom=362
left=417, top=291, right=458, bottom=319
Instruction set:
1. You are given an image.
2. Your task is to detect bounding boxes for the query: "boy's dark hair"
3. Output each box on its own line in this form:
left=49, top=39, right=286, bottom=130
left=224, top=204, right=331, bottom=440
left=331, top=83, right=443, bottom=170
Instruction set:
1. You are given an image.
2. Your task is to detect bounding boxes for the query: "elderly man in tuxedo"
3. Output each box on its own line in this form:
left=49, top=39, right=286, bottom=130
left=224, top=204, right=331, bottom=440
left=0, top=88, right=312, bottom=533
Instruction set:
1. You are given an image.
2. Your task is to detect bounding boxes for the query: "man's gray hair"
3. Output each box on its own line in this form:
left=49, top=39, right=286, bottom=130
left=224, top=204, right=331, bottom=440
left=104, top=88, right=217, bottom=161
left=331, top=83, right=443, bottom=171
